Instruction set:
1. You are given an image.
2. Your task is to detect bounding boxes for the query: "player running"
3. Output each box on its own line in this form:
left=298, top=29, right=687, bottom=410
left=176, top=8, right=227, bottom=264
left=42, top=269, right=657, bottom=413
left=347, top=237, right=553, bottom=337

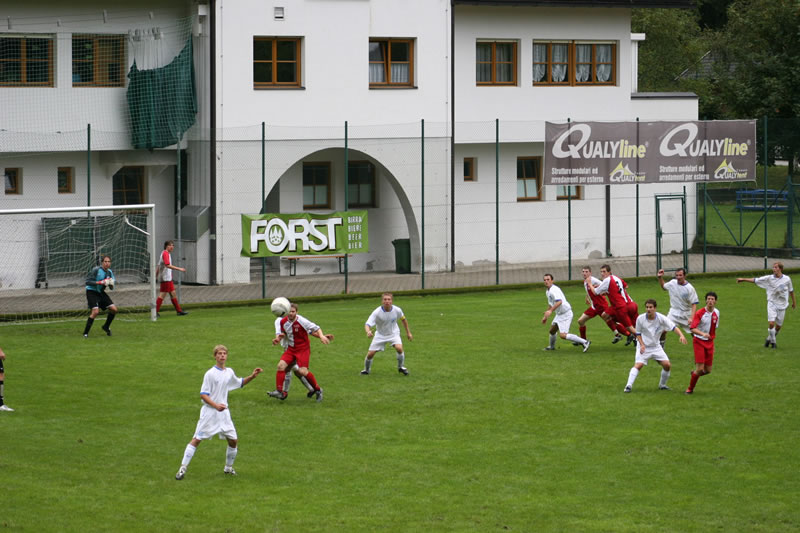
left=737, top=262, right=796, bottom=348
left=541, top=274, right=590, bottom=352
left=587, top=264, right=637, bottom=345
left=685, top=292, right=720, bottom=394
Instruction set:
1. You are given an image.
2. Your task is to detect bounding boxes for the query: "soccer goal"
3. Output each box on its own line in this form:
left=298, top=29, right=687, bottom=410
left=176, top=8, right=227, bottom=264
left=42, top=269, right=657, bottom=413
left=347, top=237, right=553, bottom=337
left=0, top=204, right=157, bottom=323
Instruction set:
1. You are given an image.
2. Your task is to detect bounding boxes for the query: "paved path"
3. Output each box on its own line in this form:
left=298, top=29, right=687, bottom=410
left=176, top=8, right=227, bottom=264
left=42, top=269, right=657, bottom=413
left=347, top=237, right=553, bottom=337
left=3, top=253, right=798, bottom=314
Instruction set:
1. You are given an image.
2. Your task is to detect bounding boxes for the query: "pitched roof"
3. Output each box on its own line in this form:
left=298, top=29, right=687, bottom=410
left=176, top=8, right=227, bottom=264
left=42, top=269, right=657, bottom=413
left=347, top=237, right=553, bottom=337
left=453, top=0, right=694, bottom=8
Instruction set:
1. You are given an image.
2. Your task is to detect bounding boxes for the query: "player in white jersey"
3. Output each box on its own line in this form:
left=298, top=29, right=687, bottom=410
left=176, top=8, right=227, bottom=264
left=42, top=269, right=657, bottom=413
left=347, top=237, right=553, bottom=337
left=362, top=293, right=413, bottom=375
left=624, top=299, right=686, bottom=393
left=175, top=345, right=262, bottom=480
left=657, top=267, right=698, bottom=343
left=541, top=274, right=590, bottom=352
left=737, top=261, right=796, bottom=348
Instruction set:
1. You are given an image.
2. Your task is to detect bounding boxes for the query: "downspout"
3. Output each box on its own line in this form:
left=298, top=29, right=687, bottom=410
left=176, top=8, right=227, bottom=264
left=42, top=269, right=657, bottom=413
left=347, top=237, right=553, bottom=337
left=209, top=0, right=218, bottom=284
left=450, top=0, right=456, bottom=271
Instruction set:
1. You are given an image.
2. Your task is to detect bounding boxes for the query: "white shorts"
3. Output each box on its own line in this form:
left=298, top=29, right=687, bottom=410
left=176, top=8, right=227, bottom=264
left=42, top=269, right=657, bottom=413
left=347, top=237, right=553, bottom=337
left=369, top=333, right=402, bottom=352
left=193, top=406, right=238, bottom=441
left=551, top=309, right=574, bottom=334
left=634, top=345, right=670, bottom=366
left=767, top=303, right=787, bottom=325
left=667, top=310, right=691, bottom=333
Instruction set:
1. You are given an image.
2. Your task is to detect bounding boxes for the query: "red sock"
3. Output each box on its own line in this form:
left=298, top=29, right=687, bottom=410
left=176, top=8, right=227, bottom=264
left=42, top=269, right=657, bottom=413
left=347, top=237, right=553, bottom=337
left=606, top=320, right=618, bottom=332
left=156, top=297, right=163, bottom=312
left=276, top=370, right=286, bottom=392
left=305, top=371, right=319, bottom=390
left=616, top=323, right=628, bottom=336
left=579, top=326, right=587, bottom=340
left=172, top=297, right=183, bottom=313
left=688, top=371, right=700, bottom=391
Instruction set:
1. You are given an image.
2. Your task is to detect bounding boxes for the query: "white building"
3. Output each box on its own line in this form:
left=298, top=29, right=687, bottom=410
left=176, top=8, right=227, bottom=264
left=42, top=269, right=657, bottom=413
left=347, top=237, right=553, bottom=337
left=0, top=0, right=697, bottom=288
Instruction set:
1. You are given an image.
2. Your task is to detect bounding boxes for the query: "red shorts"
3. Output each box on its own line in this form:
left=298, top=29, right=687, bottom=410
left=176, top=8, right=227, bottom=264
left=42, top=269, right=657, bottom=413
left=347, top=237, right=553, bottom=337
left=582, top=306, right=606, bottom=319
left=610, top=305, right=633, bottom=328
left=692, top=338, right=714, bottom=366
left=159, top=281, right=175, bottom=293
left=626, top=301, right=639, bottom=323
left=281, top=346, right=310, bottom=369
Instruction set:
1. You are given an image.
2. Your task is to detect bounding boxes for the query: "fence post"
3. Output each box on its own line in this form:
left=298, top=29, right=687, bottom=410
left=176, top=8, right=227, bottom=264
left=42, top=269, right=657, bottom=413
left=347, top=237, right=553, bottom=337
left=763, top=115, right=768, bottom=269
left=421, top=119, right=425, bottom=290
left=635, top=118, right=640, bottom=277
left=344, top=121, right=349, bottom=294
left=87, top=124, right=91, bottom=208
left=261, top=122, right=266, bottom=299
left=703, top=183, right=707, bottom=273
left=495, top=118, right=500, bottom=286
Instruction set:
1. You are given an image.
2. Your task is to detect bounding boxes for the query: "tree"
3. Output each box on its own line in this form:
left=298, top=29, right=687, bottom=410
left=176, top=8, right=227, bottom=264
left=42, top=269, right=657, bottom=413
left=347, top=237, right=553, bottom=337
left=711, top=0, right=800, bottom=167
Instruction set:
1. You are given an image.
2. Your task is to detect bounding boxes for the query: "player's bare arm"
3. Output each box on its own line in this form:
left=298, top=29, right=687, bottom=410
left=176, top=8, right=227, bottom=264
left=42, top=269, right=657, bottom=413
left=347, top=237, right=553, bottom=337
left=272, top=334, right=285, bottom=346
left=365, top=325, right=373, bottom=338
left=201, top=393, right=227, bottom=411
left=736, top=277, right=754, bottom=283
left=402, top=318, right=413, bottom=340
left=313, top=329, right=334, bottom=344
left=542, top=301, right=561, bottom=323
left=657, top=269, right=666, bottom=289
left=674, top=327, right=688, bottom=344
left=242, top=367, right=263, bottom=386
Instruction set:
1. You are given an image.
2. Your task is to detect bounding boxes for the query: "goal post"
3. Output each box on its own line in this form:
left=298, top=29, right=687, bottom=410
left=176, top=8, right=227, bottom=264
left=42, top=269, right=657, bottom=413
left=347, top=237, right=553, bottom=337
left=0, top=204, right=157, bottom=323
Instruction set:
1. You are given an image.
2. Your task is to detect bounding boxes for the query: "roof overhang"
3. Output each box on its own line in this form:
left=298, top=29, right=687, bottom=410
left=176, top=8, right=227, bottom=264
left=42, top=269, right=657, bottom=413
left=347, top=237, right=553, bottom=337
left=453, top=1, right=694, bottom=8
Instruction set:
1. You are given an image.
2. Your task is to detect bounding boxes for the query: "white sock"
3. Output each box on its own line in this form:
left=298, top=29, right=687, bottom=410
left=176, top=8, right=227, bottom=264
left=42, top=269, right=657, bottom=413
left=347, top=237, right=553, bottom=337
left=397, top=352, right=405, bottom=368
left=300, top=375, right=313, bottom=392
left=364, top=357, right=373, bottom=373
left=565, top=333, right=586, bottom=346
left=549, top=334, right=557, bottom=349
left=626, top=367, right=639, bottom=388
left=181, top=444, right=197, bottom=467
left=659, top=369, right=671, bottom=388
left=768, top=328, right=775, bottom=342
left=283, top=371, right=292, bottom=392
left=225, top=445, right=238, bottom=467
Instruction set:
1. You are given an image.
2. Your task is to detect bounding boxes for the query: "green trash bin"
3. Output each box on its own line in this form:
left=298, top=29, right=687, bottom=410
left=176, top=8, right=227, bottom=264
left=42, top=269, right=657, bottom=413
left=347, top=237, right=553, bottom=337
left=391, top=238, right=411, bottom=274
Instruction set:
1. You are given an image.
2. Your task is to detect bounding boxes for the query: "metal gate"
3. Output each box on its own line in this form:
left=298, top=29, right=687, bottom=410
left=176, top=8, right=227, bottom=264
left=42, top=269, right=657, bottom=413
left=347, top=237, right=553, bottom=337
left=655, top=192, right=688, bottom=272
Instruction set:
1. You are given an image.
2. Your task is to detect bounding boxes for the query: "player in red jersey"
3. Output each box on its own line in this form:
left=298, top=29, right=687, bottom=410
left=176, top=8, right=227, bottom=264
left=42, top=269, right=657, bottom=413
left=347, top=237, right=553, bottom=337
left=588, top=264, right=637, bottom=345
left=685, top=292, right=720, bottom=394
left=268, top=302, right=333, bottom=402
left=156, top=240, right=189, bottom=317
left=577, top=266, right=626, bottom=343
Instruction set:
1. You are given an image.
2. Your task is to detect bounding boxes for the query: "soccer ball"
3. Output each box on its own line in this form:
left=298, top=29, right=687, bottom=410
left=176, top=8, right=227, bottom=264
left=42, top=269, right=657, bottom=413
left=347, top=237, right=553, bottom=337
left=271, top=297, right=291, bottom=317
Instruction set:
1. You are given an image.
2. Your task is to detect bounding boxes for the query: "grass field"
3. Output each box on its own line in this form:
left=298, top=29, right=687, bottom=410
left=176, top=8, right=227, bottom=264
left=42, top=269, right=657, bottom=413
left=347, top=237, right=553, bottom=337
left=699, top=206, right=800, bottom=248
left=2, top=277, right=799, bottom=532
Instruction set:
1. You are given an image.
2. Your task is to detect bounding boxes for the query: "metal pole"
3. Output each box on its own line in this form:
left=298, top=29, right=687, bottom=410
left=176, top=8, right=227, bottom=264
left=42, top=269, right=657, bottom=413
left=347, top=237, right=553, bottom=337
left=703, top=183, right=707, bottom=273
left=87, top=124, right=91, bottom=208
left=495, top=118, right=500, bottom=286
left=682, top=186, right=688, bottom=269
left=344, top=121, right=349, bottom=294
left=176, top=136, right=183, bottom=303
left=421, top=119, right=425, bottom=290
left=635, top=118, right=640, bottom=277
left=764, top=115, right=768, bottom=268
left=261, top=122, right=266, bottom=299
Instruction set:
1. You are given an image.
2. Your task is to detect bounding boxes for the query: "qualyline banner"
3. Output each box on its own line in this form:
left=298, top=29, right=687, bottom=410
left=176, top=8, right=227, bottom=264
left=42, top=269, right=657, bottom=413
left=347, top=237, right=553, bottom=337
left=242, top=211, right=368, bottom=257
left=544, top=120, right=756, bottom=186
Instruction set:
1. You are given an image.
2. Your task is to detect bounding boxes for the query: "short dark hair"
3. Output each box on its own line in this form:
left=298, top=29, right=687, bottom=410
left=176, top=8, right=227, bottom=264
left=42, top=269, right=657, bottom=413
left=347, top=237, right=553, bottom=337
left=705, top=291, right=718, bottom=301
left=543, top=273, right=554, bottom=281
left=645, top=298, right=658, bottom=307
left=600, top=264, right=611, bottom=272
left=582, top=265, right=592, bottom=272
left=164, top=240, right=174, bottom=249
left=676, top=267, right=687, bottom=276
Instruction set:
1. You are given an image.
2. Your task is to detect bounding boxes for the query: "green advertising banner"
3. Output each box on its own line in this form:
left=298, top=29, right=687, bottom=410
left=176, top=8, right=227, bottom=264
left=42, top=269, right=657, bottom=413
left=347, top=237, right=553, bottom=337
left=241, top=211, right=368, bottom=257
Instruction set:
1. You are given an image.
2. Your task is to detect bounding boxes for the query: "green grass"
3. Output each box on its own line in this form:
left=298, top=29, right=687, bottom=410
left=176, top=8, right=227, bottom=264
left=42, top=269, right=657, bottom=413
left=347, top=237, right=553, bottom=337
left=2, top=279, right=799, bottom=532
left=698, top=207, right=800, bottom=248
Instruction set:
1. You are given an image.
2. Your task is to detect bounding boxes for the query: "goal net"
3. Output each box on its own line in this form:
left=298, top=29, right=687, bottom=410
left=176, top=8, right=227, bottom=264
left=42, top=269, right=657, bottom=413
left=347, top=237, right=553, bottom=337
left=0, top=204, right=156, bottom=323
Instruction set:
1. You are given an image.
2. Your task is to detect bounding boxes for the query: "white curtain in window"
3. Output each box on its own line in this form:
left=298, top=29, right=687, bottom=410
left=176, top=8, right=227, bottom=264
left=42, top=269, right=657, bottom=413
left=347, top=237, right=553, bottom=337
left=476, top=43, right=491, bottom=82
left=369, top=42, right=385, bottom=83
left=596, top=44, right=612, bottom=82
left=552, top=44, right=568, bottom=82
left=369, top=64, right=385, bottom=83
left=391, top=64, right=409, bottom=83
left=533, top=44, right=546, bottom=82
left=576, top=44, right=591, bottom=82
